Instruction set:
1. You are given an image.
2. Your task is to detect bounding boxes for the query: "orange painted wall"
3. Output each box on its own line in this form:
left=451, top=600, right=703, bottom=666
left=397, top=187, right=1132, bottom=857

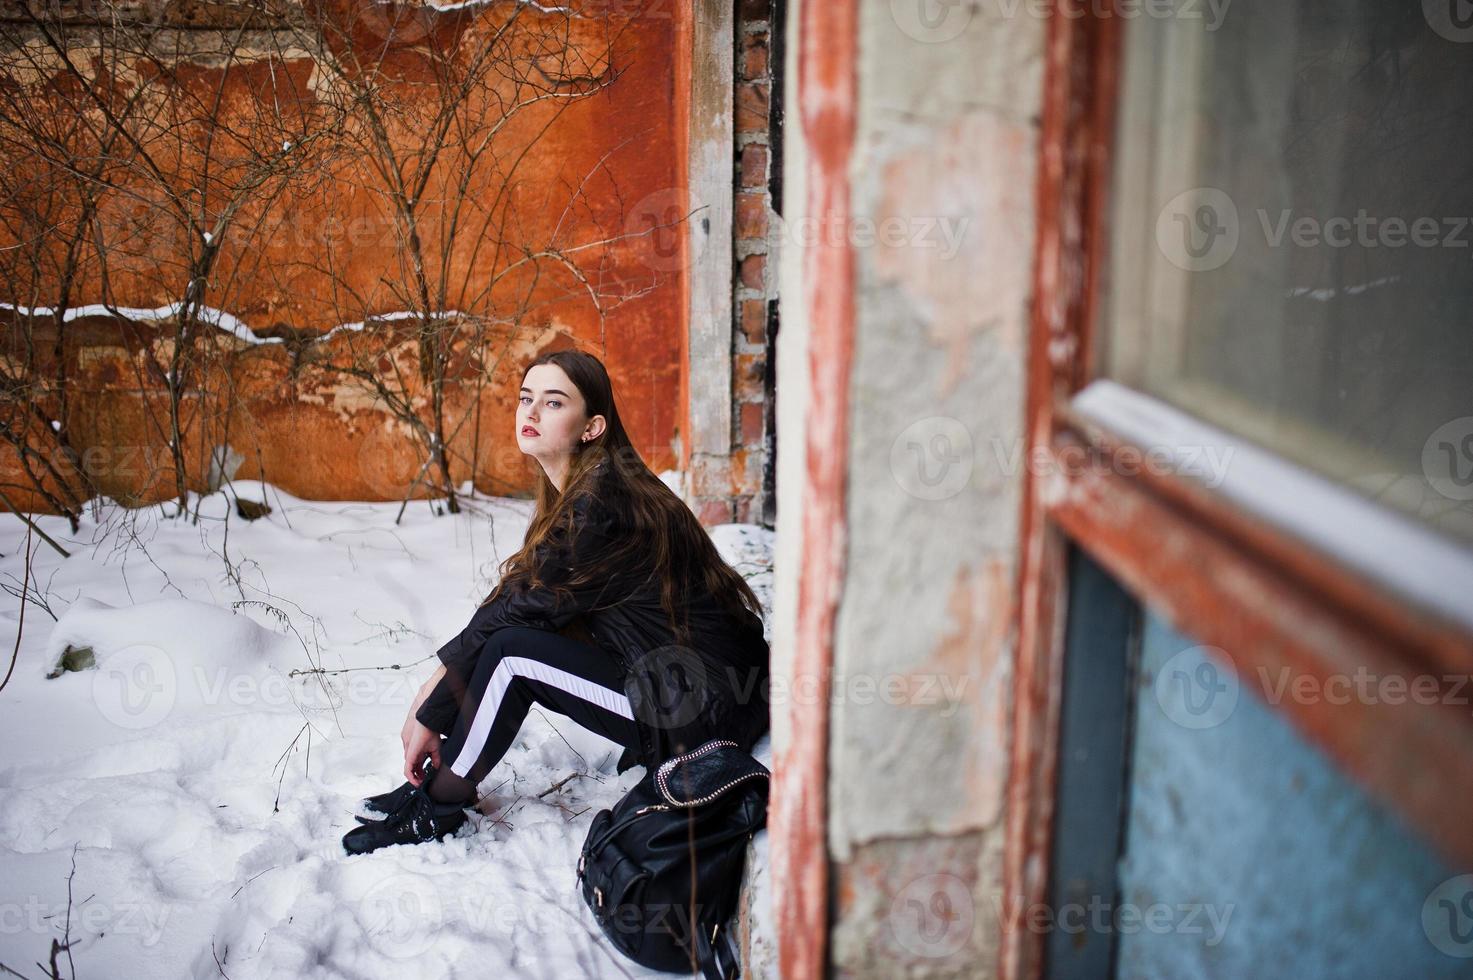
left=0, top=2, right=691, bottom=509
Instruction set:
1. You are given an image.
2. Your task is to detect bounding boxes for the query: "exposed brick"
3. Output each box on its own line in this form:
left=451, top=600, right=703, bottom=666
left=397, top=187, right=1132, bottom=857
left=731, top=448, right=762, bottom=494
left=735, top=192, right=768, bottom=241
left=739, top=253, right=765, bottom=290
left=741, top=33, right=769, bottom=79
left=739, top=0, right=768, bottom=22
left=734, top=496, right=755, bottom=525
left=740, top=299, right=766, bottom=345
left=735, top=82, right=770, bottom=135
left=734, top=353, right=765, bottom=401
left=740, top=144, right=768, bottom=189
left=740, top=401, right=765, bottom=445
left=698, top=498, right=734, bottom=526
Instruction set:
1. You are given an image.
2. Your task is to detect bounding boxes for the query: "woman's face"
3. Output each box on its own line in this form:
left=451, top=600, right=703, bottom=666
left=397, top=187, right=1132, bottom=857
left=517, top=363, right=604, bottom=458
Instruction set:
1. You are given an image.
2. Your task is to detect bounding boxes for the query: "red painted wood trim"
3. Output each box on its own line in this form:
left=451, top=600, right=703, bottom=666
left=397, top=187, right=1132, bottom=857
left=1045, top=426, right=1473, bottom=872
left=1001, top=6, right=1121, bottom=980
left=1005, top=11, right=1473, bottom=977
left=1061, top=401, right=1473, bottom=676
left=773, top=0, right=857, bottom=976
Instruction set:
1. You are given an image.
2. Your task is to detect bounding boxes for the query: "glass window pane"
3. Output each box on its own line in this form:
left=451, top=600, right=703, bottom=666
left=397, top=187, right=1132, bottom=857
left=1104, top=2, right=1473, bottom=545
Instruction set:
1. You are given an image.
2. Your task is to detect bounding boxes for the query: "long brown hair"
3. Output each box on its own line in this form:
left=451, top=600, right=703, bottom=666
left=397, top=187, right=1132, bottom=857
left=479, top=348, right=763, bottom=648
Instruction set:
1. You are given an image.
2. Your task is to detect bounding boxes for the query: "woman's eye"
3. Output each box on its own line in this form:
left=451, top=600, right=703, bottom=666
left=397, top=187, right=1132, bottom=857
left=519, top=396, right=530, bottom=404
left=548, top=400, right=562, bottom=408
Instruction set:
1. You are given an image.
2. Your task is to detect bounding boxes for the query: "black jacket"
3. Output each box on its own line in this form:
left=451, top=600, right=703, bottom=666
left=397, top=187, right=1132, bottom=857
left=415, top=466, right=771, bottom=774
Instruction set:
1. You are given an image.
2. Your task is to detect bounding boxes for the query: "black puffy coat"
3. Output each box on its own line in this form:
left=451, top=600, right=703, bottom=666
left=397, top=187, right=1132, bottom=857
left=415, top=464, right=771, bottom=775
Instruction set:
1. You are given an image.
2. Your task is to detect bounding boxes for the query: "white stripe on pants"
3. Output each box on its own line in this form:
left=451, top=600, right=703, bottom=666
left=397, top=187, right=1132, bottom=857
left=449, top=655, right=636, bottom=778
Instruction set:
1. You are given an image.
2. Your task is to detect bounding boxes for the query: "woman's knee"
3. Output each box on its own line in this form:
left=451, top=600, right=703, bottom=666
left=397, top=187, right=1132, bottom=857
left=474, top=626, right=537, bottom=668
left=469, top=626, right=562, bottom=685
left=485, top=625, right=558, bottom=654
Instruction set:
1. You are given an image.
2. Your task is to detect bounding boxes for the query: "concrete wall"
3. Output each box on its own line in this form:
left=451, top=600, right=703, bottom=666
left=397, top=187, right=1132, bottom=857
left=774, top=1, right=1045, bottom=976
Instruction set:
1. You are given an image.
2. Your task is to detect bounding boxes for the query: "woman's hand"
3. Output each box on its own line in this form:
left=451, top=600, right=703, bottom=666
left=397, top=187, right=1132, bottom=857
left=403, top=720, right=442, bottom=786
left=402, top=666, right=447, bottom=785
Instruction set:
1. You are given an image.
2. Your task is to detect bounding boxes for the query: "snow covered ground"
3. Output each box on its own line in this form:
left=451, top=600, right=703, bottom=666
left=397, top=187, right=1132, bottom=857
left=0, top=481, right=774, bottom=979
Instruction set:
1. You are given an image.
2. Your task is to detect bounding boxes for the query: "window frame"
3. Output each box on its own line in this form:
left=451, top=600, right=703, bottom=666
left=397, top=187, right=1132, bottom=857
left=1001, top=5, right=1473, bottom=979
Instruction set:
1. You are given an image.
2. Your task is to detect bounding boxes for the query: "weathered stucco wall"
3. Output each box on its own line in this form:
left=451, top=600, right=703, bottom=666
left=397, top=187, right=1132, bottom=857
left=773, top=2, right=1045, bottom=976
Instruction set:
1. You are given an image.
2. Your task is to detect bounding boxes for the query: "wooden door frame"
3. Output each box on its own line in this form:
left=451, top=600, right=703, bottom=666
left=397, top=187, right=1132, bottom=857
left=1001, top=5, right=1473, bottom=980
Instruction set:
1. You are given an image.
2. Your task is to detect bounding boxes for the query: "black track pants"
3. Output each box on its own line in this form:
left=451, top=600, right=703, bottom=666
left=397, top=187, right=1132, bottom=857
left=438, top=625, right=641, bottom=784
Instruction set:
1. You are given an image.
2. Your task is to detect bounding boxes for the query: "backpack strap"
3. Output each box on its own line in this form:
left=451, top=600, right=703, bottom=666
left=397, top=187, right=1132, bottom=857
left=697, top=919, right=741, bottom=980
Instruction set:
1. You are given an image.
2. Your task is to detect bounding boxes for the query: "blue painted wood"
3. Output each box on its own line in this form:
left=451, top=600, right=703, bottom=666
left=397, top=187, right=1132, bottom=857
left=1113, top=612, right=1468, bottom=978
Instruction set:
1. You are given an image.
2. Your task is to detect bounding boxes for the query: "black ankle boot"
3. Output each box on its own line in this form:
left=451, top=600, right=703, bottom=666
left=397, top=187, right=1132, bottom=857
left=356, top=780, right=416, bottom=822
left=342, top=763, right=472, bottom=855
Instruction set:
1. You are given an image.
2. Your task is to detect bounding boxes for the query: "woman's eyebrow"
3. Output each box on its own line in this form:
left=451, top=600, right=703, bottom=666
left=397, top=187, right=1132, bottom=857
left=521, top=387, right=571, bottom=397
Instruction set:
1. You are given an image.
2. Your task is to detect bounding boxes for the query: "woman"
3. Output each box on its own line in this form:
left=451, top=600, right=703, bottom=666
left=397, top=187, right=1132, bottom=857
left=344, top=349, right=771, bottom=855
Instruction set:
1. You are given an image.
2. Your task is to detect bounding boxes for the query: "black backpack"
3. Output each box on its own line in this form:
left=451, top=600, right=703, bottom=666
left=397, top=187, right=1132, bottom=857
left=576, top=739, right=770, bottom=978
